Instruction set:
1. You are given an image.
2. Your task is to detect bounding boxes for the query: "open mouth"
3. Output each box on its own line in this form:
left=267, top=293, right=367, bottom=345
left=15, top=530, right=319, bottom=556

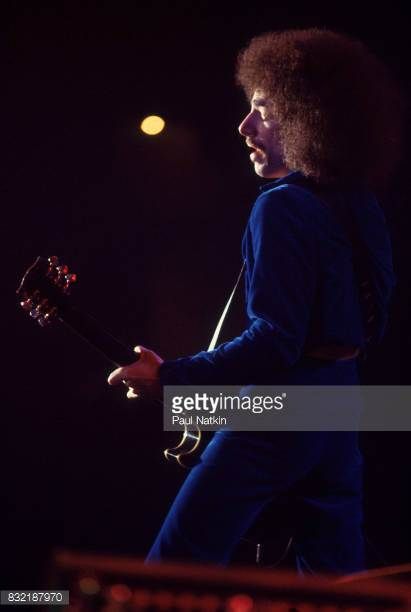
left=249, top=145, right=265, bottom=161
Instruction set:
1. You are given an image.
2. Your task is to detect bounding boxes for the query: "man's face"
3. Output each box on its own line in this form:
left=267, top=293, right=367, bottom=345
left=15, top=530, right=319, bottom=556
left=238, top=89, right=289, bottom=179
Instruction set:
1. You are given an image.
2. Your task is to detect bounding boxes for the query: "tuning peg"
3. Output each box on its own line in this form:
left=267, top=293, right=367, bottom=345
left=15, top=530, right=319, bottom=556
left=20, top=287, right=42, bottom=311
left=20, top=298, right=34, bottom=311
left=56, top=265, right=69, bottom=276
left=48, top=262, right=72, bottom=289
left=62, top=272, right=77, bottom=294
left=47, top=257, right=63, bottom=282
left=65, top=273, right=76, bottom=284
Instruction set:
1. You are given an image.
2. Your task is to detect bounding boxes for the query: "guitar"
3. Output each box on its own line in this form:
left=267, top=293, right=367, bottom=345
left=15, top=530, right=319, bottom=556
left=16, top=256, right=201, bottom=468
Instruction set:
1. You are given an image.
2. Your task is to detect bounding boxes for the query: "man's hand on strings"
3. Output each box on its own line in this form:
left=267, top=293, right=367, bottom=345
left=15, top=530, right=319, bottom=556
left=107, top=345, right=164, bottom=400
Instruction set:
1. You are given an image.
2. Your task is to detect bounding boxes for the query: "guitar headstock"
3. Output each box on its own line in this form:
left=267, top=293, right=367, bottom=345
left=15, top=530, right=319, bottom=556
left=17, top=256, right=77, bottom=327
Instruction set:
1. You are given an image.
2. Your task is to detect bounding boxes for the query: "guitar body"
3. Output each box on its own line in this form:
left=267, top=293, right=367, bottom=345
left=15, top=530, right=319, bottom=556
left=17, top=255, right=201, bottom=468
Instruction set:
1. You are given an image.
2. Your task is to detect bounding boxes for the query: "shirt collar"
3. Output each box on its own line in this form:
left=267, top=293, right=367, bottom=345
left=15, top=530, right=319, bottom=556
left=259, top=170, right=304, bottom=192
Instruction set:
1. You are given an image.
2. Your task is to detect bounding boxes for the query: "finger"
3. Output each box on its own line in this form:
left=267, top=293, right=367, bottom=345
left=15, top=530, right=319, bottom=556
left=108, top=367, right=129, bottom=386
left=127, top=388, right=140, bottom=399
left=134, top=345, right=143, bottom=355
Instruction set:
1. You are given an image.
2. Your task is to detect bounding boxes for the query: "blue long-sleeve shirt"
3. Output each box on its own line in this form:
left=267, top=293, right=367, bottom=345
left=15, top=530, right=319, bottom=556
left=159, top=171, right=396, bottom=385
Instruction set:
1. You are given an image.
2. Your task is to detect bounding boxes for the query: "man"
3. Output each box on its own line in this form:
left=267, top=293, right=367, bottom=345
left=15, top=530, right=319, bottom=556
left=108, top=28, right=403, bottom=574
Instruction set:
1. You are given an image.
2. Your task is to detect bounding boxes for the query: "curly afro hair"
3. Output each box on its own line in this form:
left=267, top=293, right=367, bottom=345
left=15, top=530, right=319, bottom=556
left=236, top=28, right=406, bottom=191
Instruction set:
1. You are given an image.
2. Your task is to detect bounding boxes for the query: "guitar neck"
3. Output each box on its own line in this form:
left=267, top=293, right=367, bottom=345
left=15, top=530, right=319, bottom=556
left=59, top=305, right=138, bottom=367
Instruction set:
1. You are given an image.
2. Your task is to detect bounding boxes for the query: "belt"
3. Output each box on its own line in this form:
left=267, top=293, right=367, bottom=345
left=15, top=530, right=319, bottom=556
left=305, top=344, right=361, bottom=361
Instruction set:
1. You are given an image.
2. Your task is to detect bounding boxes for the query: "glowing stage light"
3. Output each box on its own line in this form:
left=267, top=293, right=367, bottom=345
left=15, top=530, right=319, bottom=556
left=78, top=576, right=100, bottom=595
left=140, top=115, right=165, bottom=135
left=108, top=584, right=132, bottom=603
left=227, top=593, right=254, bottom=612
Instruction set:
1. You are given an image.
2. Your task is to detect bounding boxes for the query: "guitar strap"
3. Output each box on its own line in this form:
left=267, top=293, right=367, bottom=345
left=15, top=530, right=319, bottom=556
left=207, top=261, right=245, bottom=351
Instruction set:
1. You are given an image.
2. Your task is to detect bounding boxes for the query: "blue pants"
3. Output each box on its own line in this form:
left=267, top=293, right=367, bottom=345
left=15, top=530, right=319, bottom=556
left=146, top=357, right=364, bottom=575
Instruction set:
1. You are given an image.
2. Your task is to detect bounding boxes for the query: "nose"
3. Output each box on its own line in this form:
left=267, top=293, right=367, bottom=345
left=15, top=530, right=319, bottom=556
left=238, top=111, right=255, bottom=137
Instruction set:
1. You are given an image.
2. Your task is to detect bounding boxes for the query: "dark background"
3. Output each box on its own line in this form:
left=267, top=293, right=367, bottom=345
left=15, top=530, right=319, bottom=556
left=2, top=1, right=411, bottom=586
